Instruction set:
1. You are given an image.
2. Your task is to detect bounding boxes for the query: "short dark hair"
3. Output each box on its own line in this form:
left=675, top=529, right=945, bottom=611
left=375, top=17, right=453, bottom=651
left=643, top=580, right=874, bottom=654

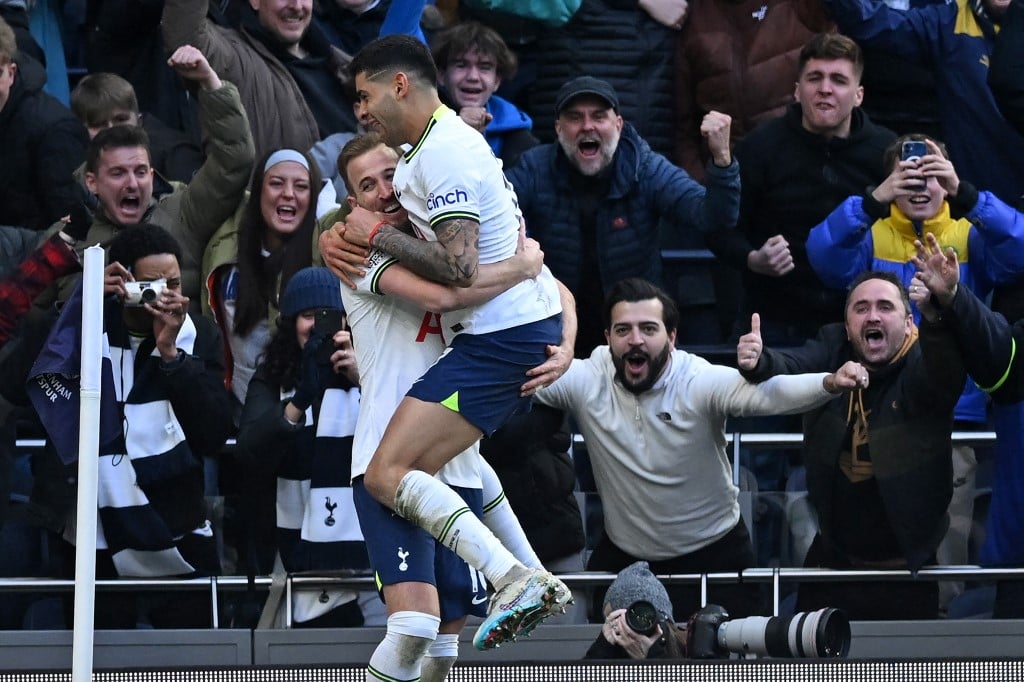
left=846, top=270, right=911, bottom=316
left=107, top=223, right=182, bottom=271
left=603, top=278, right=680, bottom=335
left=799, top=33, right=864, bottom=82
left=86, top=125, right=151, bottom=173
left=71, top=73, right=139, bottom=127
left=337, top=132, right=395, bottom=196
left=431, top=21, right=518, bottom=81
left=350, top=34, right=438, bottom=88
left=883, top=133, right=949, bottom=174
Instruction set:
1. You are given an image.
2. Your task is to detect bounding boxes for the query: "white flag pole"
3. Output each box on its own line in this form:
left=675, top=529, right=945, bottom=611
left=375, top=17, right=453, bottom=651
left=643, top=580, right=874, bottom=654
left=72, top=246, right=104, bottom=682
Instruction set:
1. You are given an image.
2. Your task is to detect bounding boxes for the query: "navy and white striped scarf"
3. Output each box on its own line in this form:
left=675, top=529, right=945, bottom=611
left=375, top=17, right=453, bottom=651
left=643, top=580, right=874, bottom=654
left=90, top=311, right=206, bottom=577
left=277, top=383, right=367, bottom=623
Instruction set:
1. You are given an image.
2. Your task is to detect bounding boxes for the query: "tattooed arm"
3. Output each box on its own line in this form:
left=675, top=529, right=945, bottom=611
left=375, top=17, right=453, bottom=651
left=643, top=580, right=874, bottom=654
left=345, top=205, right=480, bottom=286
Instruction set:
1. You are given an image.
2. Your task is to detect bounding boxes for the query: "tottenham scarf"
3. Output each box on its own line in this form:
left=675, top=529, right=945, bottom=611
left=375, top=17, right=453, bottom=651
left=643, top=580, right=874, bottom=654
left=29, top=289, right=207, bottom=577
left=277, top=383, right=367, bottom=623
left=94, top=311, right=205, bottom=577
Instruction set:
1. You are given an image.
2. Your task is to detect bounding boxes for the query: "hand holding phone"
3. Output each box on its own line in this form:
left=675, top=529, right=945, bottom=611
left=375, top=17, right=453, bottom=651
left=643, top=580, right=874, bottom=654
left=314, top=309, right=345, bottom=364
left=901, top=140, right=928, bottom=192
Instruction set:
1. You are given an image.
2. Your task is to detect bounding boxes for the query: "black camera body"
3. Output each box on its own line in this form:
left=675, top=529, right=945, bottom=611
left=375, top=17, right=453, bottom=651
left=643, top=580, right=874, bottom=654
left=686, top=604, right=730, bottom=658
left=686, top=604, right=851, bottom=659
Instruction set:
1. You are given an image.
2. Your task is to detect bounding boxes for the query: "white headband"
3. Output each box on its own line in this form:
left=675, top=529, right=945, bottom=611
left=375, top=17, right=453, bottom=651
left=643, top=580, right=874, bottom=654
left=264, top=149, right=310, bottom=172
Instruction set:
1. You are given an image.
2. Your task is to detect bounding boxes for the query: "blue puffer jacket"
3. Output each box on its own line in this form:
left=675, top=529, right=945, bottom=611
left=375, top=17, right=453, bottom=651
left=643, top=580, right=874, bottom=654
left=482, top=95, right=538, bottom=166
left=825, top=0, right=1024, bottom=203
left=504, top=123, right=740, bottom=295
left=806, top=186, right=1024, bottom=423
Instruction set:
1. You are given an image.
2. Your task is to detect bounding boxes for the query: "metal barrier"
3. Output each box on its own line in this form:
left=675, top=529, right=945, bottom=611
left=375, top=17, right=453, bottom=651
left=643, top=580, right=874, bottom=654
left=571, top=430, right=998, bottom=487
left=0, top=576, right=273, bottom=629
left=3, top=566, right=1021, bottom=628
left=4, top=431, right=1006, bottom=628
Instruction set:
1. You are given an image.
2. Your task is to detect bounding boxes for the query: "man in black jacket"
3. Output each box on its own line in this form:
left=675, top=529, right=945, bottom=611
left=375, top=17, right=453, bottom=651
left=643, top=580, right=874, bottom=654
left=707, top=33, right=895, bottom=346
left=737, top=270, right=963, bottom=619
left=0, top=16, right=88, bottom=231
left=27, top=224, right=232, bottom=628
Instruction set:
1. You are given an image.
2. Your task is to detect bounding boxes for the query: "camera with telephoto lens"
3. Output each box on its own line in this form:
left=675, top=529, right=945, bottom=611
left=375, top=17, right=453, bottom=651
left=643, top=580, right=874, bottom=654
left=122, top=279, right=168, bottom=307
left=624, top=600, right=661, bottom=636
left=686, top=603, right=851, bottom=659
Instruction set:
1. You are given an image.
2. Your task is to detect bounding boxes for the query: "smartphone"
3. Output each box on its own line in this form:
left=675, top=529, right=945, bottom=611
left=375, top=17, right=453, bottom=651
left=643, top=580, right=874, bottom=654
left=901, top=140, right=928, bottom=192
left=314, top=309, right=345, bottom=363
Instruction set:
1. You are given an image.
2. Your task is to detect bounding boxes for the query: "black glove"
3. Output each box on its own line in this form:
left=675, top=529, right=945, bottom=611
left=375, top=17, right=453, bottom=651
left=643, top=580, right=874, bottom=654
left=62, top=198, right=94, bottom=242
left=290, top=332, right=330, bottom=411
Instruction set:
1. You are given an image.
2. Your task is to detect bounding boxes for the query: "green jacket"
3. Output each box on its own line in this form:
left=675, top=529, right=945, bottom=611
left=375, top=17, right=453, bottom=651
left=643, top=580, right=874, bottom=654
left=84, top=82, right=254, bottom=312
left=201, top=193, right=326, bottom=395
left=312, top=202, right=351, bottom=268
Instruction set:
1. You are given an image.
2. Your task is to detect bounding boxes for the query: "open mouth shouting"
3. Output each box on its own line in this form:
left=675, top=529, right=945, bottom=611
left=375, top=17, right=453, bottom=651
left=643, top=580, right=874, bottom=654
left=115, top=193, right=143, bottom=222
left=623, top=350, right=650, bottom=380
left=861, top=326, right=887, bottom=356
left=577, top=136, right=602, bottom=160
left=276, top=204, right=298, bottom=222
left=457, top=85, right=486, bottom=107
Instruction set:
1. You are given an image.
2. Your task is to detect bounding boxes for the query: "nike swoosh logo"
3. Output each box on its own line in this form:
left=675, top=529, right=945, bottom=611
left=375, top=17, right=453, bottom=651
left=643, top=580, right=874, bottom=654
left=472, top=595, right=489, bottom=605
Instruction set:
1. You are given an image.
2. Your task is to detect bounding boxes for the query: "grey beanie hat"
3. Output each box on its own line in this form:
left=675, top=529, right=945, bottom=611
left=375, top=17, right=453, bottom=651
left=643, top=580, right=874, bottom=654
left=604, top=561, right=673, bottom=619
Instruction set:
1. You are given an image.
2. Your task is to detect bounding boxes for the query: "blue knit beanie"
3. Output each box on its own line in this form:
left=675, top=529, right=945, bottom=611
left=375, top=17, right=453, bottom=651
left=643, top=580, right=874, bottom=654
left=279, top=267, right=343, bottom=318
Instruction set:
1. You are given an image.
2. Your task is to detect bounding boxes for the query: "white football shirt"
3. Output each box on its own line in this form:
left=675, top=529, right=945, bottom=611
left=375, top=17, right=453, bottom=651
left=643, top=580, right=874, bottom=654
left=341, top=249, right=480, bottom=488
left=394, top=106, right=561, bottom=338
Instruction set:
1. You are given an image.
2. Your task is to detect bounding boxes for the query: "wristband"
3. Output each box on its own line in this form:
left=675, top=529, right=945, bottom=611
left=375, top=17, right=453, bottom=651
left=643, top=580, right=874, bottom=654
left=367, top=220, right=388, bottom=247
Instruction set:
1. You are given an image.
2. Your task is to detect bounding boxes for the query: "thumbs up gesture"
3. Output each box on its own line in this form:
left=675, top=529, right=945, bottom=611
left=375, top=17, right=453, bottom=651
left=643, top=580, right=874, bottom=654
left=737, top=313, right=763, bottom=371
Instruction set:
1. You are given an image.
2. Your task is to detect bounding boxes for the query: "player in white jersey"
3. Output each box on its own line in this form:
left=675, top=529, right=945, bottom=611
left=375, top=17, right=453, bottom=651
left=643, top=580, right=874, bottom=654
left=333, top=134, right=566, bottom=681
left=336, top=35, right=574, bottom=651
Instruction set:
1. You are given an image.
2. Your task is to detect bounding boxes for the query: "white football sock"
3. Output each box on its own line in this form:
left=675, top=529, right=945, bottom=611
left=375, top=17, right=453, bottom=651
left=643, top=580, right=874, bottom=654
left=365, top=610, right=438, bottom=682
left=395, top=469, right=521, bottom=586
left=480, top=460, right=543, bottom=570
left=421, top=632, right=459, bottom=681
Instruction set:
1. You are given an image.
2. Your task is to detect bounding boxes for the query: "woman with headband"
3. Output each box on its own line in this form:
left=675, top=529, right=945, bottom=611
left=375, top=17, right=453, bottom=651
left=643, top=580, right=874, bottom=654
left=200, top=149, right=329, bottom=625
left=202, top=148, right=325, bottom=419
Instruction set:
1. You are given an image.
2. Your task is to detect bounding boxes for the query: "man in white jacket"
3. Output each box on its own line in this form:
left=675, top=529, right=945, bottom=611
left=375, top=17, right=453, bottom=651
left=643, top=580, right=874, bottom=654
left=536, top=277, right=868, bottom=621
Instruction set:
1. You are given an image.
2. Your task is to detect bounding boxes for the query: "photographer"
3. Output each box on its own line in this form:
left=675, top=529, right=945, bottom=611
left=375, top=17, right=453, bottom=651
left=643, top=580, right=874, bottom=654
left=585, top=561, right=687, bottom=660
left=27, top=223, right=232, bottom=627
left=585, top=561, right=852, bottom=661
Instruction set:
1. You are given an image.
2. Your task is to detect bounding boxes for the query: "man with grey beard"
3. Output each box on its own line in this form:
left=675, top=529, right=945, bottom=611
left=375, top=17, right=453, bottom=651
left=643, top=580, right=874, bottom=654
left=505, top=76, right=740, bottom=356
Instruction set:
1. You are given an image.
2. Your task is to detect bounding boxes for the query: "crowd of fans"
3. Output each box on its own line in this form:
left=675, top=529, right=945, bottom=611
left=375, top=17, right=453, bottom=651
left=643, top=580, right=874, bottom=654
left=2, top=0, right=1024, bottom=642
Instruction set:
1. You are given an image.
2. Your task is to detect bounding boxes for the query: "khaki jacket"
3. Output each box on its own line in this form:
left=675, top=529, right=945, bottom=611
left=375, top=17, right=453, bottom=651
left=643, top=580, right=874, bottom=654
left=82, top=82, right=255, bottom=313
